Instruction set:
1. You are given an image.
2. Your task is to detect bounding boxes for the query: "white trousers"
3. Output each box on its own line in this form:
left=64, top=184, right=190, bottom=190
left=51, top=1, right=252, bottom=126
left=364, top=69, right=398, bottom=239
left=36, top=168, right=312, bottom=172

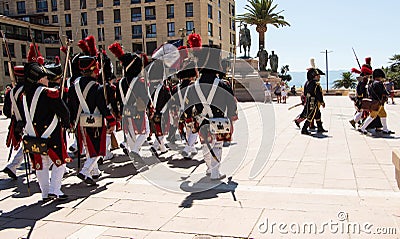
left=36, top=156, right=65, bottom=198
left=80, top=156, right=101, bottom=179
left=152, top=136, right=167, bottom=152
left=125, top=115, right=150, bottom=154
left=6, top=146, right=24, bottom=174
left=202, top=139, right=223, bottom=178
left=183, top=131, right=198, bottom=155
left=353, top=111, right=363, bottom=123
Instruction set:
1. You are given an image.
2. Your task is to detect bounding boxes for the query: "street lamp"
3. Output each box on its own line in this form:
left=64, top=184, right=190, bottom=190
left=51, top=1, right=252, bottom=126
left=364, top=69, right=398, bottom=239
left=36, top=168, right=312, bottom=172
left=320, top=50, right=333, bottom=93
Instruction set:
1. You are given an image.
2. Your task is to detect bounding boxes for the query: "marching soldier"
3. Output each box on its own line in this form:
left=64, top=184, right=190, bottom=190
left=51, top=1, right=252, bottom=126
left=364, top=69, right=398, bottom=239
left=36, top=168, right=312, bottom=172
left=148, top=75, right=171, bottom=156
left=23, top=62, right=70, bottom=201
left=2, top=66, right=25, bottom=180
left=68, top=53, right=116, bottom=186
left=349, top=64, right=373, bottom=128
left=98, top=50, right=119, bottom=164
left=109, top=42, right=150, bottom=165
left=185, top=45, right=238, bottom=180
left=301, top=67, right=327, bottom=135
left=171, top=60, right=199, bottom=158
left=358, top=69, right=395, bottom=135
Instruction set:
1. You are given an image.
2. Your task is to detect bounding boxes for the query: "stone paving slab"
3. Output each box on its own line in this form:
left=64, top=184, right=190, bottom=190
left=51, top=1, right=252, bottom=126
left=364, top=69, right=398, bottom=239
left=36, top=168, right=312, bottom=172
left=0, top=96, right=400, bottom=238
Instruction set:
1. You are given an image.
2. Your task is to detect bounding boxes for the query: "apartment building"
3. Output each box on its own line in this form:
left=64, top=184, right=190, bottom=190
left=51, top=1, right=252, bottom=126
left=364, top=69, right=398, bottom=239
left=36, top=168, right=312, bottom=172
left=0, top=0, right=236, bottom=87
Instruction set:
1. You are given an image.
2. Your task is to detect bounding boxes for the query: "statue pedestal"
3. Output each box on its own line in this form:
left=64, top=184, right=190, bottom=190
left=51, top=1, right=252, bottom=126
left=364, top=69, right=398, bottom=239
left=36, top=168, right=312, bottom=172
left=231, top=58, right=281, bottom=102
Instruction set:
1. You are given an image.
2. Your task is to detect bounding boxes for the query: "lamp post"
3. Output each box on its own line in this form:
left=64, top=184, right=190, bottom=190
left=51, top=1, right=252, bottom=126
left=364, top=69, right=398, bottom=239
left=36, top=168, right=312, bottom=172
left=320, top=50, right=333, bottom=93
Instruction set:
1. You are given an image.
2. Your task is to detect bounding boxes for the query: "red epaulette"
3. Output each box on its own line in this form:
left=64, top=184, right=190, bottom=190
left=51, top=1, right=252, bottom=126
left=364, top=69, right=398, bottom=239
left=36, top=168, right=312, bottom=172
left=139, top=77, right=145, bottom=83
left=64, top=87, right=69, bottom=93
left=46, top=88, right=60, bottom=99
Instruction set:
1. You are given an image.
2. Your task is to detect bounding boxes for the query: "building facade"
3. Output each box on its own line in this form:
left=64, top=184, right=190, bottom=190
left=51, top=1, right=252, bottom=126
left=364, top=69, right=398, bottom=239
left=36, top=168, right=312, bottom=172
left=0, top=0, right=236, bottom=87
left=0, top=15, right=60, bottom=90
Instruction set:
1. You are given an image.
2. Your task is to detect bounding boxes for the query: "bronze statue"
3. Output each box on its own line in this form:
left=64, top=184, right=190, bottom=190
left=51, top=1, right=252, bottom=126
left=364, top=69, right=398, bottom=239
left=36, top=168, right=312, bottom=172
left=269, top=50, right=278, bottom=73
left=257, top=45, right=268, bottom=71
left=239, top=24, right=251, bottom=58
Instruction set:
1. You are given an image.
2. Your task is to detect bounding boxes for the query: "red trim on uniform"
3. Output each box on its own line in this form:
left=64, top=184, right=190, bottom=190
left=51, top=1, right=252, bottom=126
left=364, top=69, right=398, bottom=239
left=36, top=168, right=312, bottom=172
left=106, top=115, right=116, bottom=127
left=99, top=125, right=107, bottom=156
left=46, top=88, right=60, bottom=99
left=60, top=128, right=72, bottom=163
left=48, top=148, right=65, bottom=166
left=33, top=154, right=43, bottom=170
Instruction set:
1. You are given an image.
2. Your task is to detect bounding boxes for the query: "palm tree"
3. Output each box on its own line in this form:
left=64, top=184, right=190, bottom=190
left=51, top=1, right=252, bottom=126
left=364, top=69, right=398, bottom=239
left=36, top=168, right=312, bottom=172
left=333, top=72, right=357, bottom=89
left=237, top=0, right=290, bottom=50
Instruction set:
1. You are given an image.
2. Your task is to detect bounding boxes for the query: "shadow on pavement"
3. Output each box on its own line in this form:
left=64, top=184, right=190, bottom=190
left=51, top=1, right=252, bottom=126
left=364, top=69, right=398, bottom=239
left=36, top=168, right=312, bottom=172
left=179, top=177, right=238, bottom=208
left=0, top=181, right=109, bottom=239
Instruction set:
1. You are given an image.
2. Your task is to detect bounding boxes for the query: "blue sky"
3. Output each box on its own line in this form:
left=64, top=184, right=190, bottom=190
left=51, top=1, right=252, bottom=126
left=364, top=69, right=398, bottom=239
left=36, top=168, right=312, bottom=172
left=235, top=0, right=400, bottom=71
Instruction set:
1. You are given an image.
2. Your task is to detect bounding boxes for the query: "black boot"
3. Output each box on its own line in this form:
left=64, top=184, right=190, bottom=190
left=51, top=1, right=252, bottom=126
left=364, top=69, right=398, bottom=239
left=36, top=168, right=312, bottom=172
left=301, top=121, right=311, bottom=135
left=317, top=121, right=328, bottom=133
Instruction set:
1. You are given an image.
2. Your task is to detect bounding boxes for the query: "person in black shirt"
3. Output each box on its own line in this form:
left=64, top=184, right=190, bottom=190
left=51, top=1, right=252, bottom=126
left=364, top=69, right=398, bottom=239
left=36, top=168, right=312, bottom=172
left=358, top=69, right=394, bottom=134
left=301, top=68, right=327, bottom=135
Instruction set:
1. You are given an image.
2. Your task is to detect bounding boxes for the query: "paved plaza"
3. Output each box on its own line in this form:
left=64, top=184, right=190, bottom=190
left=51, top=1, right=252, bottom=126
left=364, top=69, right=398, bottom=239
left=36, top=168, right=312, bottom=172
left=0, top=96, right=400, bottom=239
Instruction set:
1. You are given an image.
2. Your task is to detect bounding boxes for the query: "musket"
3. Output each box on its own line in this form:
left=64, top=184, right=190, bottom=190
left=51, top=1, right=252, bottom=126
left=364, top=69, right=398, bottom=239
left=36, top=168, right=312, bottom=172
left=28, top=25, right=39, bottom=59
left=61, top=38, right=73, bottom=99
left=288, top=103, right=302, bottom=111
left=1, top=31, right=16, bottom=87
left=352, top=47, right=362, bottom=69
left=99, top=48, right=108, bottom=104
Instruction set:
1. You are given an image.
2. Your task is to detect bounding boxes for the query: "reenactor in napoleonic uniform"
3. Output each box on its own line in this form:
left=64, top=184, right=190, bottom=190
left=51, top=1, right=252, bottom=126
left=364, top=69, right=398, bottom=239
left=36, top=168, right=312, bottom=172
left=97, top=50, right=119, bottom=164
left=2, top=65, right=25, bottom=180
left=170, top=60, right=199, bottom=158
left=358, top=69, right=395, bottom=135
left=23, top=61, right=71, bottom=201
left=349, top=63, right=373, bottom=128
left=301, top=67, right=328, bottom=135
left=148, top=76, right=171, bottom=157
left=108, top=42, right=150, bottom=166
left=184, top=45, right=238, bottom=180
left=68, top=40, right=116, bottom=186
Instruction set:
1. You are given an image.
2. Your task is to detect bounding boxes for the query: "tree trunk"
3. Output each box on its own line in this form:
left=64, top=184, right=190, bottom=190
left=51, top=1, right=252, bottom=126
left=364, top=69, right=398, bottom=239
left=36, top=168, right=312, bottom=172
left=256, top=25, right=267, bottom=51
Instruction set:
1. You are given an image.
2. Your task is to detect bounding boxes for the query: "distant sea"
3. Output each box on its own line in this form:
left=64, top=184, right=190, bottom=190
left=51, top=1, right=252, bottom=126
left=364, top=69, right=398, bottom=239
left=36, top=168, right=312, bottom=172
left=286, top=70, right=348, bottom=90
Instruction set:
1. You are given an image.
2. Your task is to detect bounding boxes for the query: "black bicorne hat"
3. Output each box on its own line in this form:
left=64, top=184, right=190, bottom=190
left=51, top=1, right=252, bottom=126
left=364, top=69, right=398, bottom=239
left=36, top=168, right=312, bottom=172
left=307, top=68, right=325, bottom=81
left=44, top=63, right=62, bottom=81
left=176, top=60, right=197, bottom=79
left=78, top=55, right=97, bottom=72
left=195, top=45, right=224, bottom=75
left=24, top=62, right=56, bottom=83
left=121, top=53, right=143, bottom=79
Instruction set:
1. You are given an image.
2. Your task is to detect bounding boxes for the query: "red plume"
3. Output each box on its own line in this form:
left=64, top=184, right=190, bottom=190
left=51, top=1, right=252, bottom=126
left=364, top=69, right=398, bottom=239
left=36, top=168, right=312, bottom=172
left=351, top=68, right=361, bottom=74
left=60, top=46, right=67, bottom=55
left=108, top=42, right=125, bottom=59
left=27, top=43, right=36, bottom=62
left=188, top=33, right=202, bottom=49
left=37, top=56, right=45, bottom=65
left=85, top=35, right=97, bottom=57
left=361, top=65, right=373, bottom=75
left=55, top=56, right=60, bottom=65
left=78, top=39, right=90, bottom=54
